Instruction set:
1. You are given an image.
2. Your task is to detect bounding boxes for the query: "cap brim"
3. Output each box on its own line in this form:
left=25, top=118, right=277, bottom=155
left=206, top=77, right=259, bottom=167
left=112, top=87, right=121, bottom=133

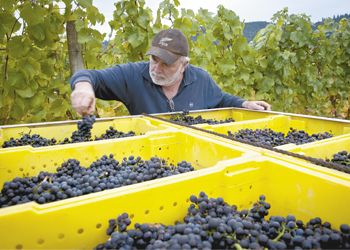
left=146, top=46, right=180, bottom=65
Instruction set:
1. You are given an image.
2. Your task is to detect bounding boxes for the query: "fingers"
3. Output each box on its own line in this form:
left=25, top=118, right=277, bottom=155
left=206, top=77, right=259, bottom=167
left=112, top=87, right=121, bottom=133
left=87, top=97, right=96, bottom=115
left=242, top=101, right=272, bottom=111
left=80, top=95, right=92, bottom=111
left=256, top=101, right=272, bottom=111
left=255, top=104, right=265, bottom=110
left=79, top=96, right=94, bottom=116
left=71, top=86, right=96, bottom=116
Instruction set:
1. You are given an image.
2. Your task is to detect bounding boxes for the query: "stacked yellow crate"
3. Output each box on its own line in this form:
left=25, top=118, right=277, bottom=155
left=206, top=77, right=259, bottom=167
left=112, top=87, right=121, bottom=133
left=0, top=108, right=349, bottom=249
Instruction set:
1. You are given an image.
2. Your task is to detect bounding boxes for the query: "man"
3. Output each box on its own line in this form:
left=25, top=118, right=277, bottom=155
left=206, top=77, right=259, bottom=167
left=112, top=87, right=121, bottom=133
left=70, top=29, right=271, bottom=116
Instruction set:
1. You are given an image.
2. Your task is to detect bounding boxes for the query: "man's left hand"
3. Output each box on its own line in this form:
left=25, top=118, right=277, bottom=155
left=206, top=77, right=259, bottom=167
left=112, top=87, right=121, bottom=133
left=242, top=101, right=271, bottom=111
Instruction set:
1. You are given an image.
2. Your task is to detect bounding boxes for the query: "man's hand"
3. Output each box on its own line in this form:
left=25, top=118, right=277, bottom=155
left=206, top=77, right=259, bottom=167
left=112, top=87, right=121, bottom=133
left=242, top=100, right=271, bottom=111
left=71, top=81, right=96, bottom=116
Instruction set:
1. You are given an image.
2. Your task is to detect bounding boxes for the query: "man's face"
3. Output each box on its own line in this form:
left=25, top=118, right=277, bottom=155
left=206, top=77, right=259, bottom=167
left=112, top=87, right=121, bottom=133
left=149, top=55, right=187, bottom=86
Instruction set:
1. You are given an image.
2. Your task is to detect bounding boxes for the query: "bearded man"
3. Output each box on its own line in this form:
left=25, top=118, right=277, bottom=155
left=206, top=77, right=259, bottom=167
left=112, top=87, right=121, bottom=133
left=70, top=29, right=270, bottom=115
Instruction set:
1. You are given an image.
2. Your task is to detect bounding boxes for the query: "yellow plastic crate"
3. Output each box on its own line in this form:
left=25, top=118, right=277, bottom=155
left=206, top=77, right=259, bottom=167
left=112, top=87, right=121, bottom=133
left=160, top=111, right=350, bottom=178
left=152, top=107, right=277, bottom=127
left=0, top=156, right=349, bottom=249
left=0, top=116, right=172, bottom=150
left=288, top=134, right=350, bottom=160
left=201, top=115, right=350, bottom=150
left=0, top=129, right=257, bottom=196
left=261, top=134, right=350, bottom=175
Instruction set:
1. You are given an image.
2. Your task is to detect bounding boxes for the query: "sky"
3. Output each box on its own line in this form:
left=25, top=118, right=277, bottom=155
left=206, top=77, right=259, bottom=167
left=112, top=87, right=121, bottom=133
left=93, top=0, right=350, bottom=34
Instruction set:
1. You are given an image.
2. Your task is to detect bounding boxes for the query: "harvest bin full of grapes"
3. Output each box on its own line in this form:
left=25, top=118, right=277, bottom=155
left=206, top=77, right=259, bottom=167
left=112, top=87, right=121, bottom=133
left=2, top=0, right=349, bottom=248
left=1, top=108, right=350, bottom=249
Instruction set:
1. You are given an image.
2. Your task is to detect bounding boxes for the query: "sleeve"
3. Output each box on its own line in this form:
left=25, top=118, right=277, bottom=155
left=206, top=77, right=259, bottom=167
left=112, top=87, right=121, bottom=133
left=70, top=65, right=130, bottom=106
left=205, top=73, right=246, bottom=108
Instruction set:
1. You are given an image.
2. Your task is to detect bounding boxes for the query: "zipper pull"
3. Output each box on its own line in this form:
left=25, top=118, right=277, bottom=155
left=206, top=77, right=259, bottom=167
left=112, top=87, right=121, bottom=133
left=168, top=99, right=175, bottom=112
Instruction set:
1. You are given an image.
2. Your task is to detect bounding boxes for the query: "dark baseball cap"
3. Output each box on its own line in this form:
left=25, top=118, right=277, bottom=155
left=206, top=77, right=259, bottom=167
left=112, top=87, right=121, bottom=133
left=146, top=29, right=189, bottom=65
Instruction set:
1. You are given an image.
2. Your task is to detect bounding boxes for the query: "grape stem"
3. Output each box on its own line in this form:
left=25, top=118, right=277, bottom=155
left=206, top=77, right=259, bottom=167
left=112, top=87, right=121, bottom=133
left=273, top=224, right=286, bottom=241
left=234, top=243, right=243, bottom=250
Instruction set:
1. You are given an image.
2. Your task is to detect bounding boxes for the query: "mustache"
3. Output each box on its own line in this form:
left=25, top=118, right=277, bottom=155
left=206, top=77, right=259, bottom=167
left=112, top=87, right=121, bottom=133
left=150, top=72, right=165, bottom=79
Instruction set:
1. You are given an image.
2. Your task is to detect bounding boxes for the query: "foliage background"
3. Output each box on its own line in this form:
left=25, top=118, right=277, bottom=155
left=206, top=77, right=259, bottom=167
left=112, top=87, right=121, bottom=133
left=0, top=0, right=349, bottom=124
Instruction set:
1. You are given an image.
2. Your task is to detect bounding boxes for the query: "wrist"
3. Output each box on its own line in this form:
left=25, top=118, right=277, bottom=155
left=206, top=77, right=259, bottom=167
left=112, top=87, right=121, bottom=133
left=74, top=81, right=95, bottom=95
left=75, top=81, right=93, bottom=89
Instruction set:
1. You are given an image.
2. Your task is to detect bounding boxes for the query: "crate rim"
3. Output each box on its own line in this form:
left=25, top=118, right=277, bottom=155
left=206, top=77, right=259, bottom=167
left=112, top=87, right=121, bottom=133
left=151, top=107, right=350, bottom=124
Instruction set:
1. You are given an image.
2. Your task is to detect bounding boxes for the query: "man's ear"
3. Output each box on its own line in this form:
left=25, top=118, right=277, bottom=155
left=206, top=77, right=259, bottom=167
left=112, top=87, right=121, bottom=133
left=183, top=61, right=189, bottom=68
left=181, top=62, right=189, bottom=73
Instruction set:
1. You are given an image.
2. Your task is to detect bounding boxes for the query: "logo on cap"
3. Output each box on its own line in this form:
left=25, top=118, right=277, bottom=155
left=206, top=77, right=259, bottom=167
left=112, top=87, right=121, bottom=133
left=159, top=37, right=172, bottom=47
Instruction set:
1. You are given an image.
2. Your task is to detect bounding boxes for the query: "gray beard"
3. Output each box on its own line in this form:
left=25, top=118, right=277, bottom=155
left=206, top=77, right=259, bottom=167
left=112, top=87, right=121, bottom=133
left=149, top=67, right=182, bottom=87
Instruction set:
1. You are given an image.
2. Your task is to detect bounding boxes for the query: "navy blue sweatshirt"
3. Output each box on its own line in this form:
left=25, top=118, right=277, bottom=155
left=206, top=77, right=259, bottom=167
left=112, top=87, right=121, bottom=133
left=70, top=62, right=245, bottom=115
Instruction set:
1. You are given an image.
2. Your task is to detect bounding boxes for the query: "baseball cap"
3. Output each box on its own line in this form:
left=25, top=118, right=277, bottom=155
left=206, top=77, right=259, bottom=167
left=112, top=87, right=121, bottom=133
left=146, top=29, right=189, bottom=65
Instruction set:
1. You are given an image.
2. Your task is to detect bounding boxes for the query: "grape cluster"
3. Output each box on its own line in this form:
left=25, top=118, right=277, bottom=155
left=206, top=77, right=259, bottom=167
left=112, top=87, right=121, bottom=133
left=170, top=111, right=234, bottom=125
left=2, top=133, right=57, bottom=148
left=96, top=193, right=350, bottom=250
left=0, top=155, right=194, bottom=208
left=2, top=115, right=136, bottom=148
left=95, top=126, right=135, bottom=141
left=70, top=115, right=96, bottom=142
left=326, top=150, right=350, bottom=167
left=228, top=128, right=333, bottom=147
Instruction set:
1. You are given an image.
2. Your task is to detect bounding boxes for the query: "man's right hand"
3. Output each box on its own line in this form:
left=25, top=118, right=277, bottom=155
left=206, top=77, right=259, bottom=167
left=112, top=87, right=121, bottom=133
left=71, top=81, right=96, bottom=116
